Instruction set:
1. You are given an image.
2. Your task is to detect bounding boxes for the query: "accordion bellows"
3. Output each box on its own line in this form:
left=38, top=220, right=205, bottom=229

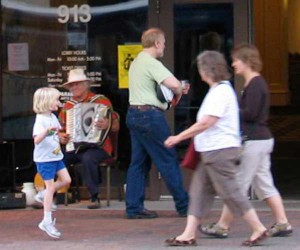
left=66, top=103, right=112, bottom=152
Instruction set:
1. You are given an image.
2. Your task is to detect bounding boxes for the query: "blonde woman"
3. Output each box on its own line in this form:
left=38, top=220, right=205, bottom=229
left=33, top=87, right=71, bottom=239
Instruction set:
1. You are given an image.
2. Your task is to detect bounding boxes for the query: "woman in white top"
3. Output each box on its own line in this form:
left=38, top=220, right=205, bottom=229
left=200, top=44, right=292, bottom=239
left=164, top=51, right=268, bottom=247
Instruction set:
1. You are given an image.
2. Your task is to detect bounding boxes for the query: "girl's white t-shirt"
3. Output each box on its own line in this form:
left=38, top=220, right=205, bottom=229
left=194, top=81, right=241, bottom=152
left=33, top=113, right=63, bottom=162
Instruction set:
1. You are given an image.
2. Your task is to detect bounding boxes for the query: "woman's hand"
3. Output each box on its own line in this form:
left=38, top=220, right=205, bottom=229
left=164, top=135, right=181, bottom=148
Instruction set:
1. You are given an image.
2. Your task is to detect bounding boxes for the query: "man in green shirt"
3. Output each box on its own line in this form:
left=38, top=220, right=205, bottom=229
left=126, top=28, right=189, bottom=219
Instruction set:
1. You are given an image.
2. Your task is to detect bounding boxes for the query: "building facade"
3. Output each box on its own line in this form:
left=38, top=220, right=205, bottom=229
left=0, top=0, right=298, bottom=199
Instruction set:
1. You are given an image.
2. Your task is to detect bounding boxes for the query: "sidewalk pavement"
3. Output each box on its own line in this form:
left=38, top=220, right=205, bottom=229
left=1, top=199, right=299, bottom=250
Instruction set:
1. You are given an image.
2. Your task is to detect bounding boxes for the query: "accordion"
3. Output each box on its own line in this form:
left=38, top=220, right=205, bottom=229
left=65, top=103, right=112, bottom=152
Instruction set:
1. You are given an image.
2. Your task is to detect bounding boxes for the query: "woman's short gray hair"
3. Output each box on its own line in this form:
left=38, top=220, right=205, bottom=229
left=197, top=50, right=231, bottom=82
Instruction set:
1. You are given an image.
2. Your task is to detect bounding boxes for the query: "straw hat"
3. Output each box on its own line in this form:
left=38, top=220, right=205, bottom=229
left=62, top=69, right=92, bottom=89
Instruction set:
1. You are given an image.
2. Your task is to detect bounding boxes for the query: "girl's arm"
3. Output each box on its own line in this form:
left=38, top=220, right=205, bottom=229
left=34, top=127, right=57, bottom=145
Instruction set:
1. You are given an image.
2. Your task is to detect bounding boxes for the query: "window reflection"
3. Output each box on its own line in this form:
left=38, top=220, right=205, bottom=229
left=1, top=0, right=147, bottom=140
left=174, top=3, right=233, bottom=135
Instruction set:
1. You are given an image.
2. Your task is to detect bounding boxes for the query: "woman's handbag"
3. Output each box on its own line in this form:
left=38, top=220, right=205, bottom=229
left=180, top=140, right=200, bottom=170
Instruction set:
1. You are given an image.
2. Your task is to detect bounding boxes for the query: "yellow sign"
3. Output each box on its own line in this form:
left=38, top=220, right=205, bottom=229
left=118, top=44, right=142, bottom=88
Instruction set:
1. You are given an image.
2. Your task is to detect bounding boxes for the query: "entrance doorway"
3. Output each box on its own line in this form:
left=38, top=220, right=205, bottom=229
left=149, top=0, right=251, bottom=200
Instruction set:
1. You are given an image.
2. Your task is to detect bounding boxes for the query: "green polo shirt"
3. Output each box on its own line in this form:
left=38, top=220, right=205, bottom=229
left=128, top=51, right=173, bottom=110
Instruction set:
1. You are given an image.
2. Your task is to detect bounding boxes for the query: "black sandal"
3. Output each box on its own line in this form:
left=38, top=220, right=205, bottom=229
left=242, top=230, right=268, bottom=247
left=165, top=237, right=197, bottom=246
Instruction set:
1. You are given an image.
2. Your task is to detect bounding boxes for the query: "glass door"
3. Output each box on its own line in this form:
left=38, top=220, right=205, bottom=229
left=152, top=0, right=251, bottom=199
left=0, top=0, right=148, bottom=192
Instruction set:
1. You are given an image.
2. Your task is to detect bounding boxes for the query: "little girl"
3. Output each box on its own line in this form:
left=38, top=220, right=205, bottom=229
left=32, top=87, right=71, bottom=238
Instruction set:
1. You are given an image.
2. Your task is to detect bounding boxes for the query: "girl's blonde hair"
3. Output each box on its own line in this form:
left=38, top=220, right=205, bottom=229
left=33, top=87, right=60, bottom=114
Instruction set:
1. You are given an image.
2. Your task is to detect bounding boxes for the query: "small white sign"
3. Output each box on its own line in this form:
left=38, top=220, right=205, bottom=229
left=8, top=43, right=29, bottom=71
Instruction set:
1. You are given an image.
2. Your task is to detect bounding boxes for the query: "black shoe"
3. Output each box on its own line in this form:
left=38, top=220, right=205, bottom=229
left=127, top=209, right=158, bottom=219
left=178, top=211, right=187, bottom=217
left=177, top=209, right=187, bottom=217
left=87, top=199, right=101, bottom=209
left=143, top=208, right=157, bottom=215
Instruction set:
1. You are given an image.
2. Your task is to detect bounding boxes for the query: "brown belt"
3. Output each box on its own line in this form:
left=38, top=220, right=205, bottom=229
left=129, top=105, right=163, bottom=112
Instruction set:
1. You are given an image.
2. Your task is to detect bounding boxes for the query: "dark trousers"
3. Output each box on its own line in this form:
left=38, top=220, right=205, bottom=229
left=125, top=107, right=189, bottom=215
left=63, top=147, right=109, bottom=198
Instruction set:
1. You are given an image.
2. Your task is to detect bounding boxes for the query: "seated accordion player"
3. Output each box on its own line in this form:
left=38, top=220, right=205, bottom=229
left=65, top=103, right=112, bottom=153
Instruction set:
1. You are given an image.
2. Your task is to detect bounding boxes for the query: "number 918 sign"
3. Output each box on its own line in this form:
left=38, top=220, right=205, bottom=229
left=57, top=4, right=92, bottom=23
